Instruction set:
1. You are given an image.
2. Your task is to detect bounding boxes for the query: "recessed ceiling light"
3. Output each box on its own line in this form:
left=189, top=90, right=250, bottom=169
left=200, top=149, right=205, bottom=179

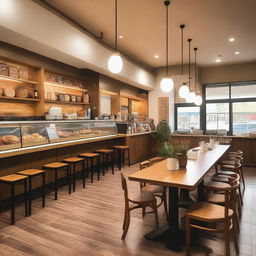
left=216, top=59, right=222, bottom=63
left=118, top=35, right=123, bottom=39
left=229, top=38, right=235, bottom=42
left=234, top=51, right=240, bottom=55
left=154, top=55, right=159, bottom=59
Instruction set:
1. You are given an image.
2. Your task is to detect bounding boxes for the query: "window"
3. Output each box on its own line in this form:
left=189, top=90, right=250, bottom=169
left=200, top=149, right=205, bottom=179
left=206, top=103, right=229, bottom=131
left=231, top=82, right=256, bottom=99
left=205, top=84, right=229, bottom=100
left=177, top=106, right=200, bottom=131
left=233, top=102, right=256, bottom=135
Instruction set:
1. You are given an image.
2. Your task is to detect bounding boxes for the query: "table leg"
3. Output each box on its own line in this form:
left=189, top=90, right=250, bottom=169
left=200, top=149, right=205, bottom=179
left=197, top=180, right=204, bottom=201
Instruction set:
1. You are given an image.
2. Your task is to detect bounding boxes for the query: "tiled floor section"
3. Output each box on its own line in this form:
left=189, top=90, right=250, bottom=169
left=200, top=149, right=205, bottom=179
left=0, top=165, right=255, bottom=256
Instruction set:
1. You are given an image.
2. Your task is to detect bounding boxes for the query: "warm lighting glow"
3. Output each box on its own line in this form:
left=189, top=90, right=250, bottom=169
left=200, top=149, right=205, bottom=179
left=194, top=95, right=202, bottom=106
left=186, top=92, right=196, bottom=103
left=229, top=38, right=235, bottom=42
left=108, top=52, right=123, bottom=74
left=0, top=0, right=14, bottom=14
left=234, top=51, right=240, bottom=55
left=154, top=55, right=159, bottom=59
left=216, top=59, right=222, bottom=63
left=118, top=35, right=123, bottom=39
left=179, top=84, right=189, bottom=98
left=160, top=77, right=174, bottom=93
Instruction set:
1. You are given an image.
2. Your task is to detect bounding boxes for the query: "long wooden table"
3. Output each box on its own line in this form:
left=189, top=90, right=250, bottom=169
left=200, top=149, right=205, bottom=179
left=128, top=144, right=230, bottom=251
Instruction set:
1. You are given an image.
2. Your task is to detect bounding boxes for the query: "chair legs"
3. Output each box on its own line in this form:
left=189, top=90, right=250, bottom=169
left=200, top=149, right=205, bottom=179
left=121, top=208, right=130, bottom=240
left=152, top=201, right=159, bottom=228
left=186, top=216, right=191, bottom=256
left=224, top=227, right=230, bottom=256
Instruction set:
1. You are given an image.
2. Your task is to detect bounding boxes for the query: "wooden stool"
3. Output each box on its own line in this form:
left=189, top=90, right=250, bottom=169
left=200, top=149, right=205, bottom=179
left=113, top=145, right=131, bottom=170
left=43, top=162, right=70, bottom=200
left=79, top=153, right=100, bottom=183
left=0, top=174, right=28, bottom=225
left=95, top=149, right=114, bottom=176
left=62, top=157, right=84, bottom=192
left=16, top=169, right=45, bottom=216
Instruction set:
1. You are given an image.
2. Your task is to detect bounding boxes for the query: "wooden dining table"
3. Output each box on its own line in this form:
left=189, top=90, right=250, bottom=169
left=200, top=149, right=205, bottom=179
left=128, top=144, right=230, bottom=251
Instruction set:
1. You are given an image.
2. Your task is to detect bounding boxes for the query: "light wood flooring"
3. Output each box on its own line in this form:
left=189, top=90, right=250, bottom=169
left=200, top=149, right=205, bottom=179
left=0, top=165, right=255, bottom=256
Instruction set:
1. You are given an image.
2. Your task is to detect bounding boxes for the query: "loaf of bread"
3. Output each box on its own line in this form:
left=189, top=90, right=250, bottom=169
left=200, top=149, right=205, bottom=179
left=57, top=130, right=72, bottom=138
left=15, top=86, right=28, bottom=98
left=3, top=87, right=15, bottom=97
left=0, top=135, right=20, bottom=144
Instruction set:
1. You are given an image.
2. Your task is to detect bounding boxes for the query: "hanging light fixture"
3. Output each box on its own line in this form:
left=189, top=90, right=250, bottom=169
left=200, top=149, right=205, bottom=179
left=178, top=24, right=189, bottom=98
left=194, top=47, right=202, bottom=106
left=185, top=38, right=196, bottom=103
left=160, top=0, right=174, bottom=93
left=108, top=0, right=123, bottom=74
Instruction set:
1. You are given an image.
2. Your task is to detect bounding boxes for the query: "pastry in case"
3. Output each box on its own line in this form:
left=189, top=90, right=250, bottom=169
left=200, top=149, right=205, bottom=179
left=0, top=125, right=21, bottom=151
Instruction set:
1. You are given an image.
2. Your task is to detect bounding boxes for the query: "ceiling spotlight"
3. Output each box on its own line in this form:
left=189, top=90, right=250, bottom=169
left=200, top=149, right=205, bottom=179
left=154, top=55, right=159, bottom=59
left=234, top=51, right=240, bottom=55
left=118, top=35, right=123, bottom=39
left=229, top=38, right=235, bottom=42
left=216, top=59, right=222, bottom=63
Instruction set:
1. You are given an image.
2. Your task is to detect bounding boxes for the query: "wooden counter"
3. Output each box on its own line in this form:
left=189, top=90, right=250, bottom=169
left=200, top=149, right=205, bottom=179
left=171, top=134, right=256, bottom=166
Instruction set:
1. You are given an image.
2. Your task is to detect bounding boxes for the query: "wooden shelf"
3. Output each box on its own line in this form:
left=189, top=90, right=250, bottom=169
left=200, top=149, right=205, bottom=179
left=45, top=100, right=90, bottom=105
left=0, top=96, right=40, bottom=102
left=0, top=74, right=38, bottom=84
left=44, top=82, right=88, bottom=92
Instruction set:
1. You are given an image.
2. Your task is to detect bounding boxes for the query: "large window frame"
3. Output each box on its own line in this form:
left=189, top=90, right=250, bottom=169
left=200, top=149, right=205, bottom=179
left=175, top=81, right=256, bottom=135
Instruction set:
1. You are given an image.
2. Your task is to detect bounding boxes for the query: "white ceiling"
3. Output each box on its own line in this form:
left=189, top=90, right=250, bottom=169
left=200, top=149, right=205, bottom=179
left=43, top=0, right=256, bottom=68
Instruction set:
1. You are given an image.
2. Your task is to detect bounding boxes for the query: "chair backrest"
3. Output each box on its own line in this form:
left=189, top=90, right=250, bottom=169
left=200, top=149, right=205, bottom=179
left=120, top=171, right=129, bottom=205
left=140, top=160, right=150, bottom=170
left=149, top=156, right=163, bottom=165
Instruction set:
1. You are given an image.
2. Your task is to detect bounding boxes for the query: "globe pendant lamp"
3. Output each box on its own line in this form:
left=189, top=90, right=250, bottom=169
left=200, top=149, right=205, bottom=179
left=193, top=47, right=202, bottom=106
left=178, top=24, right=189, bottom=98
left=160, top=1, right=173, bottom=93
left=108, top=0, right=123, bottom=74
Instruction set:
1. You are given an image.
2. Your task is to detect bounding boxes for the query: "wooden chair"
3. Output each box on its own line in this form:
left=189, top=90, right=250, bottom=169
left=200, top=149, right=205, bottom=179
left=139, top=160, right=168, bottom=218
left=149, top=156, right=164, bottom=165
left=120, top=172, right=159, bottom=240
left=186, top=181, right=239, bottom=256
left=114, top=145, right=131, bottom=170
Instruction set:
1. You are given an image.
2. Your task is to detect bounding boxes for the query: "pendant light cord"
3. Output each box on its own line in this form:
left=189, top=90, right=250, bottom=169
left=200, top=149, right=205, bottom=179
left=164, top=1, right=170, bottom=76
left=115, top=0, right=118, bottom=51
left=188, top=38, right=192, bottom=89
left=194, top=47, right=198, bottom=92
left=180, top=25, right=185, bottom=75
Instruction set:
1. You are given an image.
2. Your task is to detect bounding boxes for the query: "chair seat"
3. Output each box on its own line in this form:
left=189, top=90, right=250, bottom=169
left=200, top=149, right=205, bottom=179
left=79, top=153, right=99, bottom=158
left=43, top=162, right=68, bottom=169
left=17, top=169, right=45, bottom=176
left=142, top=184, right=164, bottom=193
left=0, top=174, right=27, bottom=183
left=222, top=164, right=236, bottom=170
left=62, top=157, right=84, bottom=163
left=129, top=191, right=155, bottom=204
left=204, top=181, right=231, bottom=190
left=187, top=202, right=233, bottom=222
left=114, top=145, right=129, bottom=149
left=207, top=192, right=225, bottom=204
left=95, top=149, right=113, bottom=153
left=211, top=175, right=229, bottom=183
left=217, top=170, right=237, bottom=176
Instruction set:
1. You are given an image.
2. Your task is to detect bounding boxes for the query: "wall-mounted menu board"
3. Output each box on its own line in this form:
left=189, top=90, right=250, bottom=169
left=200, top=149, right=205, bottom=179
left=158, top=97, right=169, bottom=122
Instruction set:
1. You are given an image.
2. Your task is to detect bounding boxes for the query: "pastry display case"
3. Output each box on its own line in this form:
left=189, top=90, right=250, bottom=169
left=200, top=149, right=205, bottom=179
left=0, top=120, right=118, bottom=152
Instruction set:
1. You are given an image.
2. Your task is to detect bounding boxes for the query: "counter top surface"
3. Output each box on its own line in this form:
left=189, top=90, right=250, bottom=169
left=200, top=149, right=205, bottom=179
left=171, top=133, right=256, bottom=139
left=125, top=131, right=155, bottom=137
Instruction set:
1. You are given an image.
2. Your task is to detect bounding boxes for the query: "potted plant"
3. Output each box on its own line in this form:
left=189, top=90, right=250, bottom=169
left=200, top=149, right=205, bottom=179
left=156, top=121, right=178, bottom=170
left=175, top=144, right=189, bottom=168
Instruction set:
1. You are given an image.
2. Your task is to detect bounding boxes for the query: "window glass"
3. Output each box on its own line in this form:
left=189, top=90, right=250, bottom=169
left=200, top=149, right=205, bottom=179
left=206, top=103, right=229, bottom=131
left=206, top=84, right=229, bottom=100
left=231, top=83, right=256, bottom=99
left=233, top=102, right=256, bottom=135
left=177, top=107, right=200, bottom=130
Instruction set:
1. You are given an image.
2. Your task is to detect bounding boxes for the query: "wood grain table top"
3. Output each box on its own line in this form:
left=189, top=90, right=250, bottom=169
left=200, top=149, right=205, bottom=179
left=128, top=145, right=230, bottom=190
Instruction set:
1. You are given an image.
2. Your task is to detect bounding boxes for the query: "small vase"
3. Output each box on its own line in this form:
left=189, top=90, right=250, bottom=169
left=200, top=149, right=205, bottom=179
left=167, top=158, right=179, bottom=170
left=177, top=156, right=188, bottom=168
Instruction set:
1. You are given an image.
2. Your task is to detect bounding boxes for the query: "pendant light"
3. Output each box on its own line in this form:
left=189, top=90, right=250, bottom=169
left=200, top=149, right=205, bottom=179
left=185, top=38, right=196, bottom=103
left=108, top=0, right=123, bottom=74
left=160, top=0, right=174, bottom=93
left=178, top=24, right=189, bottom=98
left=194, top=47, right=202, bottom=106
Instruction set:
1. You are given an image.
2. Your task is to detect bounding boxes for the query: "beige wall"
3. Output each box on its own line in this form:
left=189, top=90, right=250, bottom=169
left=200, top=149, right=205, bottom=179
left=200, top=62, right=256, bottom=84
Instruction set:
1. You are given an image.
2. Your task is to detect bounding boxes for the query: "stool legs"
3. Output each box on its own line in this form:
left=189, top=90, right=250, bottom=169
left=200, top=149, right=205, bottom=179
left=90, top=158, right=94, bottom=183
left=82, top=160, right=86, bottom=188
left=24, top=179, right=28, bottom=217
left=28, top=176, right=32, bottom=216
left=54, top=168, right=58, bottom=200
left=10, top=183, right=15, bottom=225
left=42, top=173, right=45, bottom=208
left=67, top=166, right=71, bottom=195
left=97, top=155, right=100, bottom=181
left=128, top=149, right=131, bottom=167
left=111, top=152, right=114, bottom=175
left=73, top=163, right=76, bottom=192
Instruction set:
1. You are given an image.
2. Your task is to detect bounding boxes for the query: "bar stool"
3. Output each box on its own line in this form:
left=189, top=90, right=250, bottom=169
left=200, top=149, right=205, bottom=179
left=62, top=157, right=84, bottom=191
left=0, top=174, right=28, bottom=224
left=16, top=169, right=45, bottom=216
left=113, top=145, right=131, bottom=170
left=95, top=149, right=115, bottom=176
left=78, top=153, right=100, bottom=183
left=43, top=162, right=70, bottom=200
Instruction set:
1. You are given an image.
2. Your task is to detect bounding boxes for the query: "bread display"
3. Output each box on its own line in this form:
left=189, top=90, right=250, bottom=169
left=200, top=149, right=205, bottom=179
left=64, top=94, right=71, bottom=102
left=57, top=130, right=72, bottom=138
left=0, top=63, right=8, bottom=76
left=71, top=95, right=77, bottom=102
left=3, top=87, right=15, bottom=97
left=22, top=133, right=47, bottom=144
left=8, top=65, right=19, bottom=78
left=15, top=86, right=29, bottom=98
left=18, top=67, right=29, bottom=80
left=79, top=129, right=93, bottom=134
left=0, top=135, right=20, bottom=144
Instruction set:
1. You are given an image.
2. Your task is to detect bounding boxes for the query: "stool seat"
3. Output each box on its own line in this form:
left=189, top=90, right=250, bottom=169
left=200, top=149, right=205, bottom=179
left=17, top=169, right=45, bottom=176
left=62, top=157, right=84, bottom=163
left=114, top=145, right=129, bottom=149
left=0, top=174, right=27, bottom=183
left=43, top=162, right=68, bottom=169
left=95, top=149, right=114, bottom=153
left=79, top=153, right=99, bottom=158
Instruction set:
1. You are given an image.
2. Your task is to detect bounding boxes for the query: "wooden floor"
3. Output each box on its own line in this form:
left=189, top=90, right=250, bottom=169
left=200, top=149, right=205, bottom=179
left=0, top=164, right=255, bottom=256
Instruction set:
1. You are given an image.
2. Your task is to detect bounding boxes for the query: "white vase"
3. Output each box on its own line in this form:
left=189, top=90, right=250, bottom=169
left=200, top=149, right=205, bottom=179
left=167, top=158, right=179, bottom=170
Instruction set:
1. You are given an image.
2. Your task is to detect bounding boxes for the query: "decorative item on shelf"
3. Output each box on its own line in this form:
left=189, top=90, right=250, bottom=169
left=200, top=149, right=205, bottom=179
left=76, top=96, right=82, bottom=102
left=0, top=63, right=8, bottom=76
left=18, top=67, right=29, bottom=80
left=56, top=75, right=63, bottom=84
left=71, top=95, right=77, bottom=102
left=8, top=65, right=19, bottom=79
left=83, top=93, right=89, bottom=103
left=175, top=144, right=188, bottom=168
left=15, top=86, right=29, bottom=98
left=28, top=91, right=34, bottom=98
left=64, top=94, right=71, bottom=102
left=3, top=87, right=15, bottom=97
left=108, top=0, right=123, bottom=74
left=59, top=94, right=65, bottom=102
left=160, top=0, right=174, bottom=93
left=34, top=89, right=39, bottom=99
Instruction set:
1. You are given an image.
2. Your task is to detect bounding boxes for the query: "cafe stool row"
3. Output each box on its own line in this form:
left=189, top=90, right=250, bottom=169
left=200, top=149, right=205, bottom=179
left=0, top=145, right=130, bottom=225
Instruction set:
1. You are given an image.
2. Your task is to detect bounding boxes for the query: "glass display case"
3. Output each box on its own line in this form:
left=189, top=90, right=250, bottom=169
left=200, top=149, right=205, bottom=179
left=0, top=120, right=118, bottom=152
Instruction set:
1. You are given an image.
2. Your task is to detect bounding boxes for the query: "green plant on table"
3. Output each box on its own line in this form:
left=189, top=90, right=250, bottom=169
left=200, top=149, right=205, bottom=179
left=175, top=144, right=189, bottom=157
